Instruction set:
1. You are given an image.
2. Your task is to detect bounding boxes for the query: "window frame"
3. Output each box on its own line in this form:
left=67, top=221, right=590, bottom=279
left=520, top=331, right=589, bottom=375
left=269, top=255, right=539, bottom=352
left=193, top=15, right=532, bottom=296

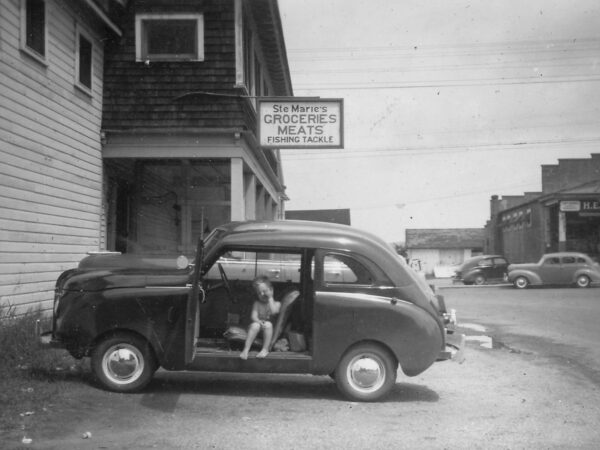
left=317, top=251, right=392, bottom=289
left=20, top=0, right=48, bottom=65
left=135, top=13, right=205, bottom=62
left=75, top=24, right=94, bottom=95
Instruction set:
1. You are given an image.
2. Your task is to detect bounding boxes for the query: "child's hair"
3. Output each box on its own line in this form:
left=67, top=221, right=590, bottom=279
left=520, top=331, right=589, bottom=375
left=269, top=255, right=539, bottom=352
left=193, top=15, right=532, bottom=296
left=252, top=275, right=272, bottom=289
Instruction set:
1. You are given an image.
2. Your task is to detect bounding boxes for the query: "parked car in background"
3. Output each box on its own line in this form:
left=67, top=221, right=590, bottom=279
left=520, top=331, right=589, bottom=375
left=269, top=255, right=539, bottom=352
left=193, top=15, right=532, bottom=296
left=507, top=252, right=600, bottom=289
left=452, top=255, right=509, bottom=285
left=40, top=220, right=464, bottom=402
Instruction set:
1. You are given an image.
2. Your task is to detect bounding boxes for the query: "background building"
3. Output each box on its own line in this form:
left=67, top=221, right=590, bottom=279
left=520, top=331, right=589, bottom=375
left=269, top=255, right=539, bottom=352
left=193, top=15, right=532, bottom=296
left=405, top=228, right=485, bottom=276
left=486, top=154, right=600, bottom=263
left=0, top=0, right=292, bottom=314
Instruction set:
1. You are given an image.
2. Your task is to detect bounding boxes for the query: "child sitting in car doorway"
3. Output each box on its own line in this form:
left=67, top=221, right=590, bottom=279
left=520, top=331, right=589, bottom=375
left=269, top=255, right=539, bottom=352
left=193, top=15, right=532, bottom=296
left=240, top=276, right=281, bottom=359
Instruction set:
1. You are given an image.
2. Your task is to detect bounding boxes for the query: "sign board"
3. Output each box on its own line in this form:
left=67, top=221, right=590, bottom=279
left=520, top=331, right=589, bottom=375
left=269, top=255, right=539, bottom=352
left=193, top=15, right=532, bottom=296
left=258, top=98, right=344, bottom=149
left=560, top=200, right=581, bottom=212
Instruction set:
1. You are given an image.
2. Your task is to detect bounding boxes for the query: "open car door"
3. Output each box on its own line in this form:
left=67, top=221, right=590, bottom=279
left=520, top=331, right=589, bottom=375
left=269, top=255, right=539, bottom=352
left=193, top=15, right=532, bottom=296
left=185, top=239, right=204, bottom=365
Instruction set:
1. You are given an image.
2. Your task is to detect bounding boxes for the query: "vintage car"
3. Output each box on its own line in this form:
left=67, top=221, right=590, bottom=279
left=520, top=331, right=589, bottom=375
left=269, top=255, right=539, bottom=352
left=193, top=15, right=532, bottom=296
left=40, top=220, right=464, bottom=402
left=452, top=255, right=509, bottom=285
left=507, top=252, right=600, bottom=289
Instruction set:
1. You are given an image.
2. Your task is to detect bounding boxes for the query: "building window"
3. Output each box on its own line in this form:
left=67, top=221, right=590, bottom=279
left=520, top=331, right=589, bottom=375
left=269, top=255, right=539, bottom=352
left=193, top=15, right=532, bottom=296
left=21, top=0, right=47, bottom=62
left=135, top=14, right=204, bottom=62
left=76, top=27, right=93, bottom=92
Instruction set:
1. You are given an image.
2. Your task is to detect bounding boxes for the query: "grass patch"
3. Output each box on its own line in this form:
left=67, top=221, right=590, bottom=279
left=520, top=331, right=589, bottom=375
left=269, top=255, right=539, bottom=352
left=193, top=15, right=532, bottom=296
left=0, top=304, right=89, bottom=434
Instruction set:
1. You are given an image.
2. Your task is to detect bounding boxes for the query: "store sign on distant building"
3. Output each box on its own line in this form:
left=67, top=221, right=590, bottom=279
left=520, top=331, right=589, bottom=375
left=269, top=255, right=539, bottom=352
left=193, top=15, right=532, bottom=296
left=258, top=98, right=344, bottom=149
left=560, top=200, right=581, bottom=212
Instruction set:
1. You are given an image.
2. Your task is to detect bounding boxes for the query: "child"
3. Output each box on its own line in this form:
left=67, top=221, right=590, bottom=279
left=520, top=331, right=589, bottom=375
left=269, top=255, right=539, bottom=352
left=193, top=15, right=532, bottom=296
left=240, top=276, right=281, bottom=359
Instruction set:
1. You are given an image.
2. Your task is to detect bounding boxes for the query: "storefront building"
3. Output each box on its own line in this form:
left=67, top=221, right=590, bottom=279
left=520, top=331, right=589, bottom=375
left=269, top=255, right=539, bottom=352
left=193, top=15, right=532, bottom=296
left=102, top=0, right=292, bottom=256
left=486, top=155, right=600, bottom=263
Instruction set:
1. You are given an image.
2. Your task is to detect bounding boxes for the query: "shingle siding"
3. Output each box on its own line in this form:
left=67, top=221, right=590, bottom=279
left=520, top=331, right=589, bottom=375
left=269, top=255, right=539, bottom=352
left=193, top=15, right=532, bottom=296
left=102, top=0, right=249, bottom=132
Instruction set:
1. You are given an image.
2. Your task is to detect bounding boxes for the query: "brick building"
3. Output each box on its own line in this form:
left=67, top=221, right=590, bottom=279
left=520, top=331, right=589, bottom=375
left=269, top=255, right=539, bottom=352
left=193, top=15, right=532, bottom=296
left=486, top=154, right=600, bottom=263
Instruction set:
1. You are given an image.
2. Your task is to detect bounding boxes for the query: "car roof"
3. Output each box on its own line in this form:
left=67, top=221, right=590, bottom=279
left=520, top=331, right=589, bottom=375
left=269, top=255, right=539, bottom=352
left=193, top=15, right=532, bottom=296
left=542, top=252, right=589, bottom=258
left=215, top=220, right=392, bottom=251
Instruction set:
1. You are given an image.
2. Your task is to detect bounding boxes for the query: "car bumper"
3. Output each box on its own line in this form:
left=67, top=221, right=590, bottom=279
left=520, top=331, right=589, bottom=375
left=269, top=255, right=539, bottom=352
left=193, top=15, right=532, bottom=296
left=439, top=331, right=466, bottom=363
left=36, top=320, right=63, bottom=349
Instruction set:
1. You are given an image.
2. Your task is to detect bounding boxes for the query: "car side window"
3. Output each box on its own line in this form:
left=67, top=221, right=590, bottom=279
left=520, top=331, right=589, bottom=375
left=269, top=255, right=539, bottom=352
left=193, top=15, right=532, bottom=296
left=576, top=257, right=587, bottom=264
left=321, top=253, right=392, bottom=286
left=544, top=257, right=560, bottom=265
left=561, top=257, right=576, bottom=264
left=206, top=250, right=302, bottom=282
left=477, top=259, right=491, bottom=267
left=493, top=258, right=507, bottom=265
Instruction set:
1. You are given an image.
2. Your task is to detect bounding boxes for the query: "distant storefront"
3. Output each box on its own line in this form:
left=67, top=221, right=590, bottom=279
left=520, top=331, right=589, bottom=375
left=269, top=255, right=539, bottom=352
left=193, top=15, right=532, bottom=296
left=486, top=155, right=600, bottom=263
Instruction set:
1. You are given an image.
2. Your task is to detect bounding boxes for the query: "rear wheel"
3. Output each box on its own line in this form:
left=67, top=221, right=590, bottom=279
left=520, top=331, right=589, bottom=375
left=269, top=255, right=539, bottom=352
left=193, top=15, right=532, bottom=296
left=474, top=275, right=486, bottom=285
left=91, top=333, right=157, bottom=393
left=335, top=343, right=397, bottom=402
left=576, top=275, right=591, bottom=288
left=513, top=276, right=529, bottom=289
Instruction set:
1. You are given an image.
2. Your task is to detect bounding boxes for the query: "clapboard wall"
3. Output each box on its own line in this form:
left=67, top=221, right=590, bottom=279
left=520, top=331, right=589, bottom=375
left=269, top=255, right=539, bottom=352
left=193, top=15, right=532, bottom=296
left=0, top=1, right=110, bottom=314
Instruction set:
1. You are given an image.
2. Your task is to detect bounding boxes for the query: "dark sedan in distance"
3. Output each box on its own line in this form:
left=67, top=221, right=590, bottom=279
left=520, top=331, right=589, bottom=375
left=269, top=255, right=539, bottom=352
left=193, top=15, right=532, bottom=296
left=453, top=255, right=509, bottom=285
left=508, top=252, right=600, bottom=289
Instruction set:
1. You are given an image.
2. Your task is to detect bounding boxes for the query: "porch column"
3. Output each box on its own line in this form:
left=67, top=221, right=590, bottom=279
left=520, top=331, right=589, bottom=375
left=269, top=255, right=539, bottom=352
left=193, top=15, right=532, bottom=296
left=230, top=158, right=244, bottom=221
left=256, top=186, right=266, bottom=220
left=244, top=173, right=256, bottom=220
left=558, top=210, right=567, bottom=251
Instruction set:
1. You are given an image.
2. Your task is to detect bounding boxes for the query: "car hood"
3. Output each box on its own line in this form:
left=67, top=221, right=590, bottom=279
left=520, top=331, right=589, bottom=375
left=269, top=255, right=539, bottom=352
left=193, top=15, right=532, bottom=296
left=58, top=254, right=191, bottom=292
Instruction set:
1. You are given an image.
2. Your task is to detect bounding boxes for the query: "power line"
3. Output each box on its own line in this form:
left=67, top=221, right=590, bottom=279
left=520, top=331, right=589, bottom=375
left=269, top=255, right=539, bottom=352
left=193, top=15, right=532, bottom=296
left=293, top=75, right=600, bottom=91
left=281, top=137, right=600, bottom=160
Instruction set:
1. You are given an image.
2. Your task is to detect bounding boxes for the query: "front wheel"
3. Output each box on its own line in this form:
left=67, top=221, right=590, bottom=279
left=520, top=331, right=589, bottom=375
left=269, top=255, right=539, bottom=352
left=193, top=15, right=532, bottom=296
left=576, top=275, right=591, bottom=288
left=91, top=333, right=157, bottom=393
left=334, top=343, right=397, bottom=402
left=513, top=276, right=529, bottom=289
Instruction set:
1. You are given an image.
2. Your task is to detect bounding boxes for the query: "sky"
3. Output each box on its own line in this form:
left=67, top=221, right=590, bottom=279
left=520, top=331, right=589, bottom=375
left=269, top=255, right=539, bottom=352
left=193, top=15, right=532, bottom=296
left=276, top=0, right=600, bottom=242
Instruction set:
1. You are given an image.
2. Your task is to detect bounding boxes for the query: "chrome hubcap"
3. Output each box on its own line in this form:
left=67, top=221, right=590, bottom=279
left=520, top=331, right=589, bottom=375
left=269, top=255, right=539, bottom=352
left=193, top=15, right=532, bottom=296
left=516, top=278, right=527, bottom=288
left=102, top=344, right=144, bottom=385
left=347, top=354, right=385, bottom=393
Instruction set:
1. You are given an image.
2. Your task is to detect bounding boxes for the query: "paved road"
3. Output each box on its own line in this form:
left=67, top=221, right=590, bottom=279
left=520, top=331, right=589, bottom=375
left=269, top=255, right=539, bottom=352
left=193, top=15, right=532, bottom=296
left=440, top=284, right=600, bottom=385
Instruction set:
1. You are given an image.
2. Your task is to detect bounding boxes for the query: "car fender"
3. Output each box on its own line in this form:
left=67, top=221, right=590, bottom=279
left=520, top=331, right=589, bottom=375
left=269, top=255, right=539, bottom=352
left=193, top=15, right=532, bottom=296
left=464, top=268, right=491, bottom=283
left=508, top=269, right=542, bottom=285
left=572, top=268, right=600, bottom=283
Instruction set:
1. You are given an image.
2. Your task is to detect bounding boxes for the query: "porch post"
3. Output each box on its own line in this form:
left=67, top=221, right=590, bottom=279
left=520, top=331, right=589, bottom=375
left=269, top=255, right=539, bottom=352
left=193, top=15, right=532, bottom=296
left=244, top=173, right=256, bottom=220
left=230, top=158, right=244, bottom=221
left=558, top=210, right=567, bottom=251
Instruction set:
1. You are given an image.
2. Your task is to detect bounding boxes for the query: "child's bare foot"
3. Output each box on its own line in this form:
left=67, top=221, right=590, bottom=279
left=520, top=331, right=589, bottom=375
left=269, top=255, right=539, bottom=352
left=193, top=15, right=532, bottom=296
left=240, top=350, right=249, bottom=360
left=256, top=349, right=269, bottom=358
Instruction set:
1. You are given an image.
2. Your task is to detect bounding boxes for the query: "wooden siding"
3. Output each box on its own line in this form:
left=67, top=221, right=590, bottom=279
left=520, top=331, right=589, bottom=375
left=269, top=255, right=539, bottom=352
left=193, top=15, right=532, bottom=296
left=103, top=0, right=248, bottom=131
left=0, top=1, right=107, bottom=314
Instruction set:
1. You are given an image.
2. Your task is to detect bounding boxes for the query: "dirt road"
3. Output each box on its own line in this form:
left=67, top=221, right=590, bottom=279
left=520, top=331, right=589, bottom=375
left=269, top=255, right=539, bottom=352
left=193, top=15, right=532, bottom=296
left=4, top=334, right=600, bottom=449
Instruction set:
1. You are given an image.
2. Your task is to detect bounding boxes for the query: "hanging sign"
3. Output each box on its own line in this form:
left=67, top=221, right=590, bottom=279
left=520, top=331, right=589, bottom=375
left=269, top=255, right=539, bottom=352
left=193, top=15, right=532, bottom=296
left=258, top=98, right=344, bottom=149
left=560, top=200, right=581, bottom=212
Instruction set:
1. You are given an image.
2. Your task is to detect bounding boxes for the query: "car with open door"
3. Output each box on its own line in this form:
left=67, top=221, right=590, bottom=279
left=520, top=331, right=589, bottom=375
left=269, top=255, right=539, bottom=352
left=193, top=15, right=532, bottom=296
left=39, top=220, right=464, bottom=402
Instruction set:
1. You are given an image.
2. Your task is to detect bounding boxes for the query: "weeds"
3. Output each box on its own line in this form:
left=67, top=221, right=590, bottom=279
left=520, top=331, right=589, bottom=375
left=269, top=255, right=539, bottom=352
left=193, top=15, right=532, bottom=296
left=0, top=304, right=87, bottom=432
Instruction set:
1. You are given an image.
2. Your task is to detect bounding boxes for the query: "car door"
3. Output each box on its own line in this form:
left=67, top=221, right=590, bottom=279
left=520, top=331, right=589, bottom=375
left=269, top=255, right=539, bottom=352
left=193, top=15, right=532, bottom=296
left=559, top=256, right=578, bottom=284
left=185, top=239, right=204, bottom=365
left=538, top=256, right=562, bottom=284
left=492, top=257, right=509, bottom=281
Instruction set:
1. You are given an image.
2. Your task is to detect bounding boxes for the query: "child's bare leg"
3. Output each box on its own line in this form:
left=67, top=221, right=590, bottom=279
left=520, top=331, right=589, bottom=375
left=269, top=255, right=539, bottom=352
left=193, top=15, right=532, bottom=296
left=240, top=322, right=260, bottom=360
left=257, top=322, right=273, bottom=358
